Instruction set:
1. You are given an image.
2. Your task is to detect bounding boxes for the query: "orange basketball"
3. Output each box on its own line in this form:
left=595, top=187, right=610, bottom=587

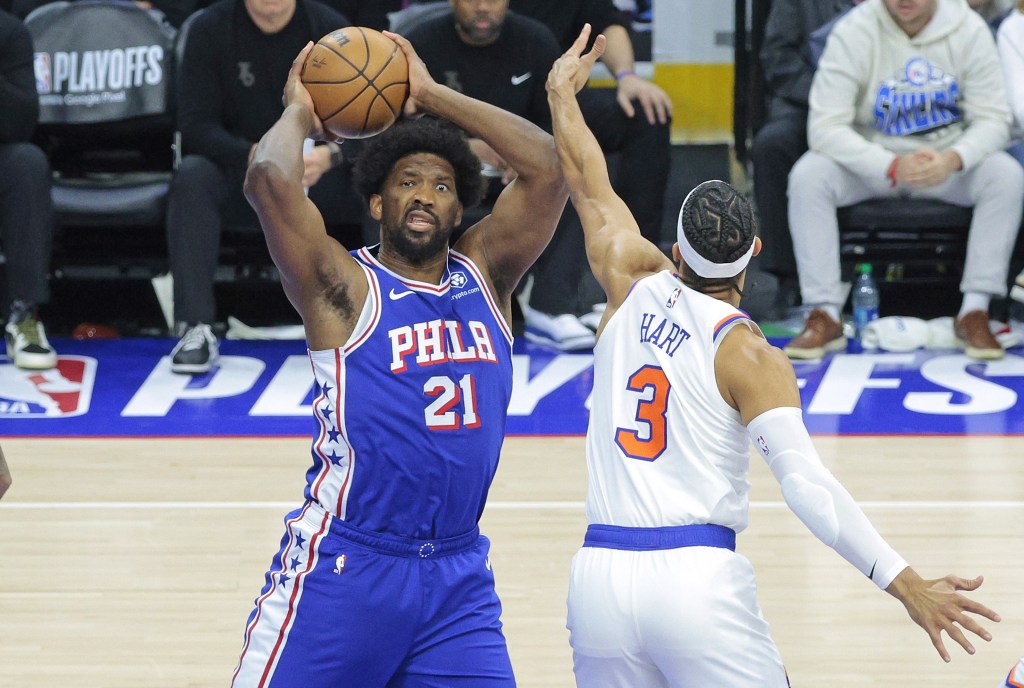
left=301, top=26, right=409, bottom=140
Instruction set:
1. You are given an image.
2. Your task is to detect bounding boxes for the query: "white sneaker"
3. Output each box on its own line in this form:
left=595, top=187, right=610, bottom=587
left=523, top=307, right=595, bottom=351
left=578, top=303, right=607, bottom=331
left=4, top=312, right=57, bottom=370
left=1011, top=274, right=1024, bottom=304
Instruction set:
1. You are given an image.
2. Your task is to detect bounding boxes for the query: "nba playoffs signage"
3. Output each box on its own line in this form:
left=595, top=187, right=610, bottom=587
left=26, top=1, right=174, bottom=124
left=2, top=340, right=1024, bottom=436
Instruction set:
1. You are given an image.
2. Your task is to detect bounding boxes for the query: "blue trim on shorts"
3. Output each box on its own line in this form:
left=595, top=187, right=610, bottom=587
left=311, top=500, right=481, bottom=558
left=583, top=523, right=736, bottom=551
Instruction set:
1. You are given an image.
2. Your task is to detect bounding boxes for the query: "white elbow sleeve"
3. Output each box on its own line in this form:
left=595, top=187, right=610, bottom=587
left=748, top=407, right=908, bottom=590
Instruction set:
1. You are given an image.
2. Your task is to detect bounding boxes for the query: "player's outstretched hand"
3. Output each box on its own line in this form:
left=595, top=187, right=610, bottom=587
left=887, top=568, right=1000, bottom=662
left=285, top=42, right=325, bottom=140
left=382, top=31, right=436, bottom=119
left=546, top=23, right=606, bottom=98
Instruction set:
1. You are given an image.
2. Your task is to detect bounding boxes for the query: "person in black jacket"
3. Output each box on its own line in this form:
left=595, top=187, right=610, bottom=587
left=166, top=0, right=359, bottom=374
left=0, top=8, right=57, bottom=370
left=508, top=0, right=672, bottom=349
left=404, top=1, right=559, bottom=214
left=750, top=0, right=858, bottom=284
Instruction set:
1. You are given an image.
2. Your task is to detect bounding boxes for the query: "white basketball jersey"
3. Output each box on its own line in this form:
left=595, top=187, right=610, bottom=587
left=585, top=270, right=760, bottom=531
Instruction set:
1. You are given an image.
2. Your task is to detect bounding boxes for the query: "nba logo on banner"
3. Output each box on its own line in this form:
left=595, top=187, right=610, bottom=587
left=33, top=52, right=52, bottom=94
left=0, top=356, right=96, bottom=417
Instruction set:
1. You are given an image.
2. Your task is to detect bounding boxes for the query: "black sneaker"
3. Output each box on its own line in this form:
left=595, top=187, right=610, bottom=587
left=5, top=302, right=57, bottom=370
left=170, top=323, right=219, bottom=374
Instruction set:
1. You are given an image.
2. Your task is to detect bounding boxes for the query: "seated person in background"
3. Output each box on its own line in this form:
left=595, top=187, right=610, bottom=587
left=167, top=0, right=361, bottom=374
left=751, top=0, right=861, bottom=292
left=508, top=0, right=672, bottom=349
left=404, top=0, right=560, bottom=213
left=996, top=1, right=1024, bottom=304
left=785, top=0, right=1023, bottom=361
left=1, top=8, right=57, bottom=370
left=328, top=0, right=402, bottom=30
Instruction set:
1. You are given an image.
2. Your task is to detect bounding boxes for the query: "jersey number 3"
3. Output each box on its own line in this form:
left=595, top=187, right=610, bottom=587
left=615, top=365, right=670, bottom=461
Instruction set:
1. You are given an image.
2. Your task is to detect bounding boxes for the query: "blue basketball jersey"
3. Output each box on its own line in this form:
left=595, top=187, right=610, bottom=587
left=303, top=246, right=514, bottom=540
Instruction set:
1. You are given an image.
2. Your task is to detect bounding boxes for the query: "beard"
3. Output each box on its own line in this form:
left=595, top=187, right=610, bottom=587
left=384, top=206, right=455, bottom=263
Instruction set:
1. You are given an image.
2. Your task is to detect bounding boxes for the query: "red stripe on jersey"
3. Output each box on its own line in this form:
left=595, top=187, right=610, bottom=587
left=232, top=502, right=312, bottom=686
left=357, top=246, right=447, bottom=294
left=333, top=348, right=355, bottom=517
left=257, top=508, right=331, bottom=688
left=345, top=264, right=382, bottom=354
left=308, top=357, right=333, bottom=505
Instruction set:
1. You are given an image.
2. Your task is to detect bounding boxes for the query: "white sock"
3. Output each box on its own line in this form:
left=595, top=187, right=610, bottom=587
left=816, top=304, right=842, bottom=323
left=958, top=292, right=991, bottom=318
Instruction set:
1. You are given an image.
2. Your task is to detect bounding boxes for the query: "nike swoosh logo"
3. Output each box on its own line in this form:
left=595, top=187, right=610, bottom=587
left=510, top=72, right=531, bottom=86
left=868, top=560, right=877, bottom=580
left=389, top=288, right=415, bottom=301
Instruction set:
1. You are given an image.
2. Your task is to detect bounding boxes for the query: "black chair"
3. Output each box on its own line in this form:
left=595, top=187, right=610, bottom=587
left=25, top=0, right=178, bottom=279
left=837, top=199, right=973, bottom=284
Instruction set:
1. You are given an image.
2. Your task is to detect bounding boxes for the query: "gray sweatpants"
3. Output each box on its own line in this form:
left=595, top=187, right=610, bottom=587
left=787, top=150, right=1024, bottom=308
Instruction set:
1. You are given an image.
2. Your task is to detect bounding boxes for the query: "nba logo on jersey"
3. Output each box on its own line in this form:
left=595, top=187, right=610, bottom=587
left=33, top=52, right=51, bottom=94
left=0, top=356, right=96, bottom=417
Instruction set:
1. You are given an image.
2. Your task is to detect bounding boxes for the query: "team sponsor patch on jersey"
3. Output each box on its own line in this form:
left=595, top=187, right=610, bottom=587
left=0, top=356, right=95, bottom=417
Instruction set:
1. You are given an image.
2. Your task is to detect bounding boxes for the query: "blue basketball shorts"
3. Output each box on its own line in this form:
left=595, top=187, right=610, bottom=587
left=232, top=500, right=515, bottom=687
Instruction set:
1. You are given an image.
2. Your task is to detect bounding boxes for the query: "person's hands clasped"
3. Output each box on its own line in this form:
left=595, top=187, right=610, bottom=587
left=382, top=30, right=438, bottom=119
left=546, top=24, right=607, bottom=98
left=895, top=148, right=960, bottom=189
left=616, top=72, right=672, bottom=125
left=887, top=568, right=1000, bottom=662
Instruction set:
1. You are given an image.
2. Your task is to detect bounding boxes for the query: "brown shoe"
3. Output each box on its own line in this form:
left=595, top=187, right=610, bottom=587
left=954, top=310, right=1004, bottom=360
left=784, top=308, right=847, bottom=360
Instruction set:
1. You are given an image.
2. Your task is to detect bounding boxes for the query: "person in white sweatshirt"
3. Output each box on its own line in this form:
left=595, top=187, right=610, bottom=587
left=996, top=1, right=1024, bottom=303
left=784, top=0, right=1023, bottom=361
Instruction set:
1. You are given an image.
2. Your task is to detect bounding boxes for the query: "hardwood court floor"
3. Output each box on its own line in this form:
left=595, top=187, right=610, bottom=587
left=1, top=435, right=1022, bottom=687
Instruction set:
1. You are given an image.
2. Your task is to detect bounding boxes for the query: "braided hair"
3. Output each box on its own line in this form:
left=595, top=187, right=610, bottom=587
left=676, top=180, right=758, bottom=296
left=352, top=116, right=485, bottom=208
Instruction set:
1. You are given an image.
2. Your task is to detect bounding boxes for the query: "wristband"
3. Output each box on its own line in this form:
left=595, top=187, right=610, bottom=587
left=886, top=156, right=900, bottom=188
left=614, top=69, right=636, bottom=81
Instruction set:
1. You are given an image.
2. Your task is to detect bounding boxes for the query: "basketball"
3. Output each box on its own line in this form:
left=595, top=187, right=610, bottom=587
left=301, top=26, right=409, bottom=140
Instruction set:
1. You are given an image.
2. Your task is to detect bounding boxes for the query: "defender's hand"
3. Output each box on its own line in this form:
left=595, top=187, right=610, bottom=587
left=887, top=568, right=1000, bottom=662
left=546, top=23, right=607, bottom=97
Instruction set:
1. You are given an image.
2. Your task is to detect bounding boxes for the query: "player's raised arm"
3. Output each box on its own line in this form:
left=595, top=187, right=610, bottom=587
left=384, top=29, right=567, bottom=298
left=718, top=327, right=1000, bottom=662
left=546, top=25, right=669, bottom=313
left=243, top=42, right=365, bottom=332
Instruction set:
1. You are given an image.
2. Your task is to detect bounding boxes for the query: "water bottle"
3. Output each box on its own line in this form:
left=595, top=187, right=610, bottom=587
left=852, top=263, right=880, bottom=341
